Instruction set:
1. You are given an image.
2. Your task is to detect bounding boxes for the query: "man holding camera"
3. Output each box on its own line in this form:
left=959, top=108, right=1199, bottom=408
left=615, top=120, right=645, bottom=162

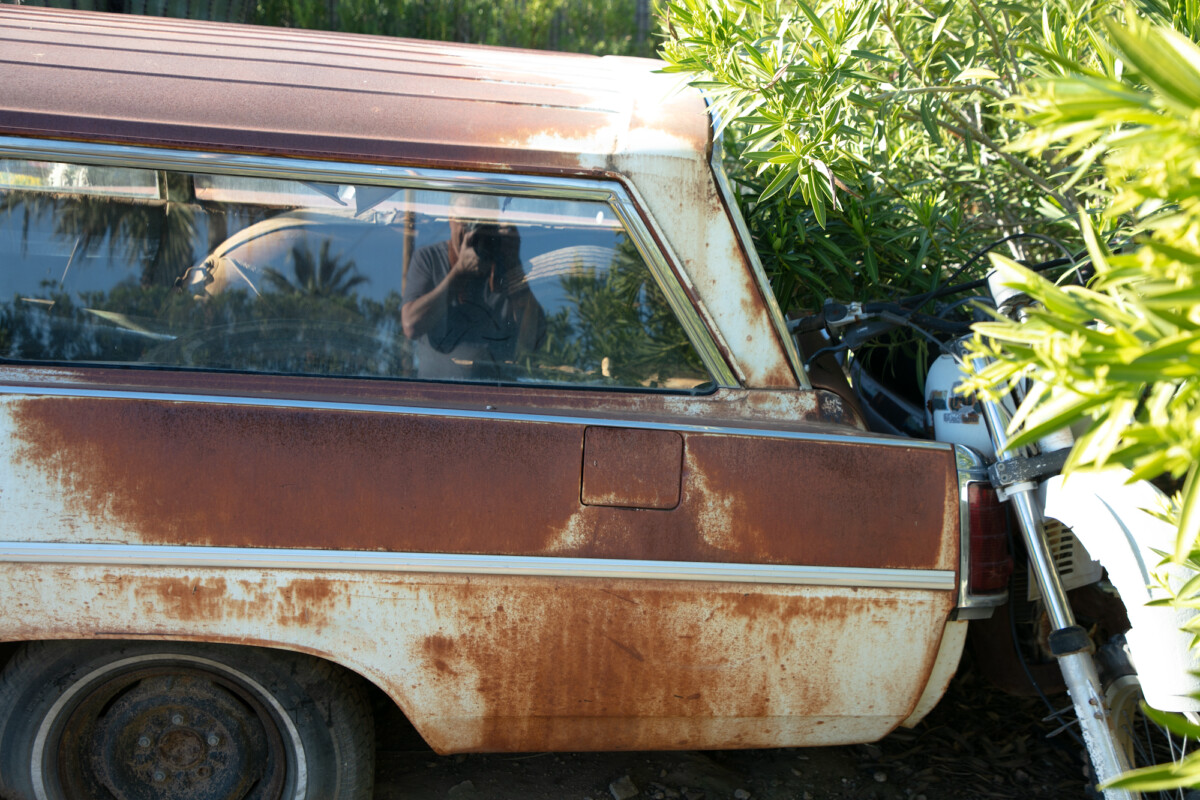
left=401, top=193, right=544, bottom=380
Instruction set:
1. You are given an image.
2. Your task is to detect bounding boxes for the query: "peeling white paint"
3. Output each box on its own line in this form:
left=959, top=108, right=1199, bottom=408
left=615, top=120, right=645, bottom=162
left=0, top=562, right=954, bottom=753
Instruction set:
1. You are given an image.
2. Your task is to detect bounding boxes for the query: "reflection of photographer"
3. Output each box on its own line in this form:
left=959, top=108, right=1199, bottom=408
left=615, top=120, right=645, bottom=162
left=401, top=194, right=543, bottom=379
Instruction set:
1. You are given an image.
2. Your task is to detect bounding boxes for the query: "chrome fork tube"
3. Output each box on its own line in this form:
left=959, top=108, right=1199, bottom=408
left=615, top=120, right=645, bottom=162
left=1002, top=481, right=1077, bottom=630
left=971, top=356, right=1135, bottom=798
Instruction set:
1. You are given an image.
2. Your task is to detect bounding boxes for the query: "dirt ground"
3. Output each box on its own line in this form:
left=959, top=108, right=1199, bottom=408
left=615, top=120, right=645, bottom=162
left=371, top=655, right=1088, bottom=800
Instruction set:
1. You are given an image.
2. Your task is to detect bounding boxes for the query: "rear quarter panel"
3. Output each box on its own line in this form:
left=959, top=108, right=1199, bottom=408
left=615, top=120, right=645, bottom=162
left=0, top=378, right=960, bottom=751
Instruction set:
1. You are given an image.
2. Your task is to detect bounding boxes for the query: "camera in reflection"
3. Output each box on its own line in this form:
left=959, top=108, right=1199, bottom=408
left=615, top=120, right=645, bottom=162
left=463, top=220, right=505, bottom=263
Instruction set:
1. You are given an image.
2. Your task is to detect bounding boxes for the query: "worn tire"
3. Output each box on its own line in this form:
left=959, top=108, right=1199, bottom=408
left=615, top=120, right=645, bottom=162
left=1099, top=635, right=1199, bottom=800
left=0, top=640, right=374, bottom=800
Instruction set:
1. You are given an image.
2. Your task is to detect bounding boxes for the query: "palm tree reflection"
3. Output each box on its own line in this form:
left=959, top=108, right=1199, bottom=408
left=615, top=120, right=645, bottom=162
left=261, top=241, right=367, bottom=298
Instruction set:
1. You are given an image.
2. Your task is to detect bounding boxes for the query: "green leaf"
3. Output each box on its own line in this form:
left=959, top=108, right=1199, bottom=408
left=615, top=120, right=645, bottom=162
left=759, top=162, right=799, bottom=204
left=851, top=48, right=896, bottom=64
left=1107, top=18, right=1200, bottom=110
left=794, top=0, right=833, bottom=48
left=1105, top=750, right=1200, bottom=791
left=932, top=12, right=950, bottom=44
left=954, top=66, right=1001, bottom=81
left=1174, top=570, right=1200, bottom=601
left=1142, top=703, right=1200, bottom=738
left=1006, top=389, right=1117, bottom=453
left=1178, top=467, right=1199, bottom=562
left=919, top=97, right=944, bottom=145
left=812, top=190, right=828, bottom=228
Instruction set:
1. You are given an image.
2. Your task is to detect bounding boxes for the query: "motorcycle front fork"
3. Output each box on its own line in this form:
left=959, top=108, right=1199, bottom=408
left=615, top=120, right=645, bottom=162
left=973, top=378, right=1136, bottom=798
left=1006, top=484, right=1135, bottom=798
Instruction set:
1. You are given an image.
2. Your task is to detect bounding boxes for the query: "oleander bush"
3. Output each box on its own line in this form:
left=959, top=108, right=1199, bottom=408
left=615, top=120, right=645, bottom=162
left=960, top=15, right=1200, bottom=790
left=662, top=0, right=1200, bottom=791
left=658, top=0, right=1123, bottom=314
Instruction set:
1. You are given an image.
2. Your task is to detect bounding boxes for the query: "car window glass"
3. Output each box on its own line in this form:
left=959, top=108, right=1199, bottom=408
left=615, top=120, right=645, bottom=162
left=0, top=159, right=712, bottom=391
left=0, top=159, right=159, bottom=199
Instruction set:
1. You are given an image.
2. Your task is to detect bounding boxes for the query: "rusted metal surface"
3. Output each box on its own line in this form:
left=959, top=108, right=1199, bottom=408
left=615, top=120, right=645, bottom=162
left=796, top=329, right=868, bottom=421
left=0, top=365, right=863, bottom=429
left=598, top=117, right=799, bottom=388
left=680, top=432, right=958, bottom=571
left=0, top=6, right=801, bottom=389
left=581, top=427, right=682, bottom=510
left=0, top=8, right=634, bottom=173
left=0, top=379, right=960, bottom=751
left=0, top=10, right=965, bottom=747
left=2, top=394, right=954, bottom=570
left=0, top=563, right=956, bottom=752
left=899, top=619, right=968, bottom=728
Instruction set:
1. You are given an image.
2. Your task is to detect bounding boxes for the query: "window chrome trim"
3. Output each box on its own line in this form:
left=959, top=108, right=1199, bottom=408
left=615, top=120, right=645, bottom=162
left=0, top=135, right=738, bottom=388
left=0, top=541, right=956, bottom=591
left=0, top=382, right=952, bottom=451
left=710, top=136, right=811, bottom=388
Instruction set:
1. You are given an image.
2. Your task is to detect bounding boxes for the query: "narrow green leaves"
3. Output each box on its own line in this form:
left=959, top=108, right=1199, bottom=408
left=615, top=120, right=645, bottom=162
left=963, top=27, right=1200, bottom=792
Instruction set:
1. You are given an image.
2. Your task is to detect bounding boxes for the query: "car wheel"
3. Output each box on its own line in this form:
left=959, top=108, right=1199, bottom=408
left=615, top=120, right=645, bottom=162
left=0, top=640, right=374, bottom=800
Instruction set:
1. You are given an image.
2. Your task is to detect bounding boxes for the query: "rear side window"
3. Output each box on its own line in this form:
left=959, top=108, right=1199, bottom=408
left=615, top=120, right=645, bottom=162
left=0, top=160, right=711, bottom=391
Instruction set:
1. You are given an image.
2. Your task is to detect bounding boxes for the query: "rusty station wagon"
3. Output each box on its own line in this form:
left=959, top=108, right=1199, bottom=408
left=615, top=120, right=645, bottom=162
left=0, top=8, right=1001, bottom=800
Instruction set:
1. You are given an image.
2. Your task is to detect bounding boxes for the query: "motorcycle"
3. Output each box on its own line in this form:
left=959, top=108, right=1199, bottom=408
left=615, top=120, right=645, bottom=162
left=797, top=260, right=1200, bottom=799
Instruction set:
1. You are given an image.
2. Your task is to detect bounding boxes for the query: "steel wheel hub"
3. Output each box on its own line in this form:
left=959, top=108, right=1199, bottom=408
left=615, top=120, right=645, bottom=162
left=55, top=668, right=284, bottom=800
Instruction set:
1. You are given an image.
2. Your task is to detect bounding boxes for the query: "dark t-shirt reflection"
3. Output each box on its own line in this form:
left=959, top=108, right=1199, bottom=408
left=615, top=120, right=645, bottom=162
left=401, top=201, right=544, bottom=380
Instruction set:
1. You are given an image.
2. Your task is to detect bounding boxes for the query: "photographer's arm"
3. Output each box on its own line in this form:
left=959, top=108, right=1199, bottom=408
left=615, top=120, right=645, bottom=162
left=401, top=271, right=454, bottom=339
left=401, top=236, right=482, bottom=339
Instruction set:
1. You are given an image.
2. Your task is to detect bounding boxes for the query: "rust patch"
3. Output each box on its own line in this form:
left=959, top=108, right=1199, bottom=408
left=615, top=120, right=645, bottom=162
left=422, top=634, right=462, bottom=677
left=11, top=396, right=582, bottom=556
left=0, top=563, right=956, bottom=753
left=581, top=427, right=683, bottom=510
left=9, top=394, right=954, bottom=569
left=436, top=579, right=953, bottom=752
left=681, top=436, right=957, bottom=570
left=274, top=578, right=337, bottom=628
left=603, top=634, right=646, bottom=663
left=124, top=575, right=341, bottom=632
left=796, top=330, right=867, bottom=427
left=131, top=577, right=231, bottom=623
left=0, top=364, right=854, bottom=426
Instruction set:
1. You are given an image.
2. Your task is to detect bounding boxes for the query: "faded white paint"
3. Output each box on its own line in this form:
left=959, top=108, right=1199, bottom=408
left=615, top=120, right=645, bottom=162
left=0, top=562, right=955, bottom=752
left=0, top=399, right=137, bottom=546
left=899, top=620, right=968, bottom=728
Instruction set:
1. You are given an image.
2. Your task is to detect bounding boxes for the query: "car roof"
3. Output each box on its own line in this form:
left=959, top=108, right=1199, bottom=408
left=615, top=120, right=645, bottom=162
left=0, top=7, right=805, bottom=389
left=0, top=6, right=709, bottom=175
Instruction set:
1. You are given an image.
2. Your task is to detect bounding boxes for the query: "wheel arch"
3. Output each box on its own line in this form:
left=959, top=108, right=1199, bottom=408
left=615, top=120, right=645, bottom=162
left=0, top=630, right=428, bottom=743
left=0, top=565, right=446, bottom=751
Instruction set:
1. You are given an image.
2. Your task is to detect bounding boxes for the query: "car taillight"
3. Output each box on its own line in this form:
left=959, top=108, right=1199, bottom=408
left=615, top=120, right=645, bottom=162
left=967, top=483, right=1012, bottom=594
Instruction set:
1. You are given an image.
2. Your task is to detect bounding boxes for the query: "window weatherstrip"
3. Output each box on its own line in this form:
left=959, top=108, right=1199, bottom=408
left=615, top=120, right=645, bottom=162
left=0, top=135, right=738, bottom=387
left=0, top=541, right=955, bottom=591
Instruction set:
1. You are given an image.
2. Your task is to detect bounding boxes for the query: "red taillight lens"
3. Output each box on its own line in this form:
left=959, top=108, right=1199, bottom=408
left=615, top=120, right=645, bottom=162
left=967, top=483, right=1012, bottom=594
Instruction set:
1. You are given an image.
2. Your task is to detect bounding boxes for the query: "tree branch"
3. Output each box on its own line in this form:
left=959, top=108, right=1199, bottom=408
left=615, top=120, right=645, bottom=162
left=966, top=0, right=1020, bottom=94
left=871, top=83, right=1008, bottom=102
left=942, top=105, right=1079, bottom=214
left=892, top=110, right=1078, bottom=213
